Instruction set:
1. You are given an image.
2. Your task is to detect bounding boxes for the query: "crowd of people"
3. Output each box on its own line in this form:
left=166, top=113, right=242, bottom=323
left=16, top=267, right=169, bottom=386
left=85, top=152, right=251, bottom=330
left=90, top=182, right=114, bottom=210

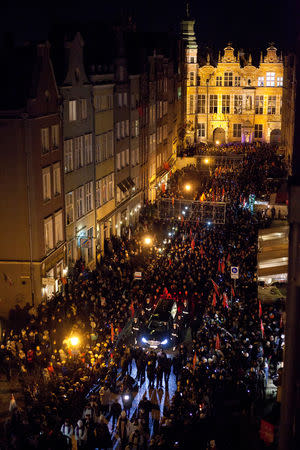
left=177, top=142, right=262, bottom=157
left=0, top=143, right=286, bottom=449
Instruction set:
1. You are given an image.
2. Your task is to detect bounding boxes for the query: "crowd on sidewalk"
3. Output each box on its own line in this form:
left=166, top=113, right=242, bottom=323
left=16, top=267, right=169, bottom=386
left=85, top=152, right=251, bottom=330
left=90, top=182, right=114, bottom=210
left=0, top=143, right=285, bottom=450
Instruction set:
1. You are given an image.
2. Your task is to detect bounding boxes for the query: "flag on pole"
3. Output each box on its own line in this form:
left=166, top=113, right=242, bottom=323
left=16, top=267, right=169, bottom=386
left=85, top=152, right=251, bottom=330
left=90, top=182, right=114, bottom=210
left=221, top=259, right=225, bottom=274
left=231, top=286, right=235, bottom=298
left=169, top=258, right=172, bottom=266
left=212, top=292, right=217, bottom=307
left=172, top=196, right=175, bottom=207
left=211, top=279, right=220, bottom=296
left=258, top=300, right=262, bottom=318
left=215, top=333, right=220, bottom=350
left=111, top=324, right=115, bottom=343
left=181, top=215, right=184, bottom=226
left=222, top=292, right=229, bottom=308
left=260, top=319, right=265, bottom=337
left=200, top=245, right=205, bottom=258
left=130, top=301, right=135, bottom=318
left=192, top=352, right=197, bottom=373
left=191, top=239, right=195, bottom=250
left=226, top=253, right=231, bottom=263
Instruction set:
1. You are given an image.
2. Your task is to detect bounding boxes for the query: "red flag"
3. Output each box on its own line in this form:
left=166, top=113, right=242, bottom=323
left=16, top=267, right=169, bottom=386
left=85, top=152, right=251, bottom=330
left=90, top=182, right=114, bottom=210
left=130, top=302, right=135, bottom=318
left=172, top=196, right=175, bottom=207
left=221, top=260, right=225, bottom=274
left=212, top=292, right=217, bottom=307
left=163, top=287, right=168, bottom=296
left=191, top=239, right=195, bottom=250
left=258, top=300, right=262, bottom=318
left=169, top=258, right=172, bottom=266
left=181, top=215, right=184, bottom=226
left=111, top=324, right=115, bottom=343
left=222, top=187, right=225, bottom=198
left=222, top=292, right=229, bottom=308
left=211, top=279, right=220, bottom=296
left=226, top=253, right=231, bottom=263
left=231, top=286, right=235, bottom=298
left=200, top=246, right=205, bottom=258
left=192, top=352, right=197, bottom=373
left=161, top=183, right=166, bottom=193
left=260, top=319, right=265, bottom=337
left=215, top=333, right=220, bottom=350
left=190, top=229, right=192, bottom=237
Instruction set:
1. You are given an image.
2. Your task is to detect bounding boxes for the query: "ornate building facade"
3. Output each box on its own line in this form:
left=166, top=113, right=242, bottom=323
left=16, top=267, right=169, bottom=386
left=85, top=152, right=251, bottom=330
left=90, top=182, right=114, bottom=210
left=181, top=16, right=283, bottom=145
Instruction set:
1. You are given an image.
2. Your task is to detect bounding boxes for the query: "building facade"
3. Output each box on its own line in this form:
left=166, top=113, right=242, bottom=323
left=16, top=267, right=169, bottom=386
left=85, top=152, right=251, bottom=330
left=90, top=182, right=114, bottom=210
left=182, top=18, right=283, bottom=145
left=0, top=43, right=65, bottom=316
left=59, top=33, right=95, bottom=269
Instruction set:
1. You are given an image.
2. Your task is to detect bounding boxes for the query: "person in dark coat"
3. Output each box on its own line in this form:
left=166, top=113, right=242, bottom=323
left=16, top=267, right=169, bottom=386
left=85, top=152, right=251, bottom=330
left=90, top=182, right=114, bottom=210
left=95, top=415, right=112, bottom=450
left=110, top=398, right=122, bottom=429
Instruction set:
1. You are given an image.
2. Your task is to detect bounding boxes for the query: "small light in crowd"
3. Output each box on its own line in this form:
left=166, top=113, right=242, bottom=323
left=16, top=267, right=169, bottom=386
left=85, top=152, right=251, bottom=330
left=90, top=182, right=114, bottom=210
left=120, top=221, right=123, bottom=225
left=63, top=267, right=68, bottom=276
left=144, top=236, right=152, bottom=245
left=130, top=211, right=133, bottom=216
left=123, top=394, right=130, bottom=401
left=168, top=232, right=172, bottom=236
left=115, top=225, right=118, bottom=228
left=207, top=221, right=211, bottom=225
left=182, top=211, right=186, bottom=215
left=70, top=336, right=79, bottom=346
left=185, top=206, right=188, bottom=210
left=204, top=158, right=210, bottom=164
left=216, top=140, right=220, bottom=145
left=185, top=184, right=191, bottom=191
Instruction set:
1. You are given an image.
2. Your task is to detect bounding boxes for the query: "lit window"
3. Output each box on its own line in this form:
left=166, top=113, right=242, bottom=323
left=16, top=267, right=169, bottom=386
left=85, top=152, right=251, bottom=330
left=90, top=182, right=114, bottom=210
left=41, top=128, right=49, bottom=154
left=42, top=167, right=51, bottom=201
left=216, top=76, right=222, bottom=86
left=255, top=124, right=263, bottom=138
left=44, top=216, right=53, bottom=253
left=190, top=72, right=195, bottom=86
left=277, top=76, right=283, bottom=87
left=222, top=95, right=230, bottom=114
left=65, top=192, right=74, bottom=225
left=53, top=162, right=61, bottom=196
left=209, top=95, right=218, bottom=114
left=233, top=124, right=241, bottom=138
left=197, top=95, right=206, bottom=114
left=54, top=210, right=63, bottom=245
left=64, top=139, right=73, bottom=173
left=224, top=72, right=233, bottom=86
left=267, top=96, right=276, bottom=114
left=76, top=186, right=85, bottom=218
left=74, top=136, right=84, bottom=169
left=266, top=72, right=275, bottom=87
left=234, top=95, right=242, bottom=114
left=85, top=134, right=93, bottom=165
left=189, top=95, right=194, bottom=114
left=258, top=77, right=264, bottom=87
left=234, top=76, right=241, bottom=87
left=85, top=181, right=93, bottom=212
left=197, top=123, right=205, bottom=138
left=51, top=125, right=59, bottom=149
left=255, top=96, right=264, bottom=114
left=69, top=100, right=77, bottom=121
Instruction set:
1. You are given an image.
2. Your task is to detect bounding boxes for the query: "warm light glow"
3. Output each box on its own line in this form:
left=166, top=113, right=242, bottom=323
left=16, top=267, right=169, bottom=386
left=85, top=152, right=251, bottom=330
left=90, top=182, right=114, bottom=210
left=143, top=236, right=152, bottom=246
left=204, top=158, right=209, bottom=164
left=185, top=183, right=191, bottom=191
left=215, top=140, right=220, bottom=145
left=70, top=336, right=79, bottom=346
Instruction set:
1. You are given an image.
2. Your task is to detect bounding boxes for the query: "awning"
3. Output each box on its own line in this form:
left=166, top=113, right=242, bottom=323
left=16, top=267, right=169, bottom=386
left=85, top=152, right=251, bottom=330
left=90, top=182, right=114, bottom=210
left=117, top=177, right=135, bottom=192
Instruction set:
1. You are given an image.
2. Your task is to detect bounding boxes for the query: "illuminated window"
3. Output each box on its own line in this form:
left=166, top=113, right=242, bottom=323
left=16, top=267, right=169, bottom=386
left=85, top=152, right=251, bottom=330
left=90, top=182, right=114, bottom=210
left=234, top=76, right=241, bottom=87
left=51, top=125, right=59, bottom=149
left=216, top=76, right=222, bottom=86
left=76, top=186, right=85, bottom=218
left=190, top=72, right=195, bottom=86
left=266, top=72, right=275, bottom=86
left=69, top=100, right=77, bottom=121
left=85, top=134, right=93, bottom=165
left=197, top=95, right=206, bottom=114
left=209, top=95, right=218, bottom=114
left=64, top=139, right=73, bottom=173
left=42, top=166, right=51, bottom=201
left=255, top=96, right=264, bottom=114
left=197, top=123, right=205, bottom=138
left=54, top=210, right=63, bottom=245
left=85, top=181, right=93, bottom=212
left=44, top=216, right=53, bottom=253
left=80, top=99, right=87, bottom=119
left=189, top=95, right=194, bottom=114
left=222, top=95, right=230, bottom=114
left=267, top=96, right=276, bottom=114
left=224, top=72, right=233, bottom=86
left=234, top=95, right=242, bottom=114
left=65, top=192, right=74, bottom=225
left=74, top=136, right=84, bottom=169
left=53, top=162, right=61, bottom=196
left=258, top=77, right=264, bottom=86
left=233, top=124, right=241, bottom=138
left=41, top=128, right=49, bottom=154
left=255, top=124, right=263, bottom=138
left=277, top=77, right=283, bottom=87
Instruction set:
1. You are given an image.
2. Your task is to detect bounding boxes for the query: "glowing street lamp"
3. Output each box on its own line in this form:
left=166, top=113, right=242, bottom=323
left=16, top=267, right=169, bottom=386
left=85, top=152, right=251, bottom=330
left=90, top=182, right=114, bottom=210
left=185, top=183, right=191, bottom=192
left=143, top=236, right=152, bottom=246
left=215, top=140, right=220, bottom=146
left=70, top=336, right=79, bottom=347
left=204, top=158, right=210, bottom=165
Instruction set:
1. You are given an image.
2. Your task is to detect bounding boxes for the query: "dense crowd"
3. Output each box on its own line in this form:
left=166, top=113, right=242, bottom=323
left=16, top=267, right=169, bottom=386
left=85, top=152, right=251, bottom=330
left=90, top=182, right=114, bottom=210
left=0, top=144, right=286, bottom=450
left=177, top=141, right=282, bottom=158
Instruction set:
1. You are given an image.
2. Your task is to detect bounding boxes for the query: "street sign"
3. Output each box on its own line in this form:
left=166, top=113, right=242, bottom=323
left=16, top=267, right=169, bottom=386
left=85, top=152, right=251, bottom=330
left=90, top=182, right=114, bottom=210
left=134, top=272, right=142, bottom=280
left=230, top=266, right=239, bottom=279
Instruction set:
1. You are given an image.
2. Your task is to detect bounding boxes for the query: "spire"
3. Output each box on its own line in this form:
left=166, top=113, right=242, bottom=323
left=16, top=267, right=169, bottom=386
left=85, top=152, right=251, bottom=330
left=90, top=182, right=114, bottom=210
left=218, top=51, right=221, bottom=63
left=237, top=50, right=240, bottom=63
left=206, top=53, right=210, bottom=65
left=248, top=53, right=252, bottom=65
left=260, top=51, right=263, bottom=64
left=186, top=1, right=190, bottom=18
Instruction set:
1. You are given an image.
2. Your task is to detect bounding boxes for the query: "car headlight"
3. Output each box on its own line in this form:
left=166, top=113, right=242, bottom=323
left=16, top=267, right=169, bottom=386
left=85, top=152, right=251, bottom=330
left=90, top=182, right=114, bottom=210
left=161, top=339, right=168, bottom=345
left=142, top=337, right=148, bottom=344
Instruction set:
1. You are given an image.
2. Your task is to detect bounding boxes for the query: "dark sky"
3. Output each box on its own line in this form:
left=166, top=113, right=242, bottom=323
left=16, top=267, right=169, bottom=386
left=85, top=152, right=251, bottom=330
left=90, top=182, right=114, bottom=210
left=0, top=0, right=296, bottom=52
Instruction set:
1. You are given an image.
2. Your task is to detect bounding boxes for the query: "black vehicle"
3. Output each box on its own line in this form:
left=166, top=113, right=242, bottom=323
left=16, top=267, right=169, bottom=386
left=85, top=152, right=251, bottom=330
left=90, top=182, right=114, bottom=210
left=140, top=297, right=177, bottom=349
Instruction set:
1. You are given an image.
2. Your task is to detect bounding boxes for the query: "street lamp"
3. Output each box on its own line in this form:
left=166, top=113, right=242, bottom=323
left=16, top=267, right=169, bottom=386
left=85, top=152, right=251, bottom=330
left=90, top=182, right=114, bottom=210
left=69, top=336, right=80, bottom=347
left=215, top=140, right=220, bottom=146
left=184, top=183, right=192, bottom=192
left=204, top=158, right=210, bottom=165
left=143, top=236, right=152, bottom=246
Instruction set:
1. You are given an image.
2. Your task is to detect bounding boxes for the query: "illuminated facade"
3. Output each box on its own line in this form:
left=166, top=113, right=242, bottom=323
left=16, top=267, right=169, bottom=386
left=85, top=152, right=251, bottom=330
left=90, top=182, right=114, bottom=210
left=181, top=17, right=283, bottom=145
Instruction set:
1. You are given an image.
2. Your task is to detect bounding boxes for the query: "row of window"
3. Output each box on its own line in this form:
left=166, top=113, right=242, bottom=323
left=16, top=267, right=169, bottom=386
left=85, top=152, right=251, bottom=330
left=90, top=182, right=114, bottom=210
left=196, top=123, right=264, bottom=139
left=94, top=94, right=113, bottom=113
left=157, top=125, right=168, bottom=144
left=95, top=131, right=114, bottom=164
left=116, top=149, right=130, bottom=170
left=116, top=120, right=130, bottom=140
left=41, top=125, right=59, bottom=154
left=68, top=99, right=88, bottom=121
left=96, top=173, right=114, bottom=208
left=117, top=92, right=128, bottom=108
left=65, top=181, right=94, bottom=225
left=149, top=101, right=168, bottom=126
left=189, top=72, right=283, bottom=87
left=64, top=134, right=93, bottom=173
left=42, top=163, right=61, bottom=202
left=190, top=94, right=281, bottom=115
left=44, top=210, right=63, bottom=254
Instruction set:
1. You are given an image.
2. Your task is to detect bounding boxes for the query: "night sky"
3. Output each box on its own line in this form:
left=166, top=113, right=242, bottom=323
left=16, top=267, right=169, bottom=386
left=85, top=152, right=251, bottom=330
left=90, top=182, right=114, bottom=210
left=0, top=0, right=297, bottom=53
